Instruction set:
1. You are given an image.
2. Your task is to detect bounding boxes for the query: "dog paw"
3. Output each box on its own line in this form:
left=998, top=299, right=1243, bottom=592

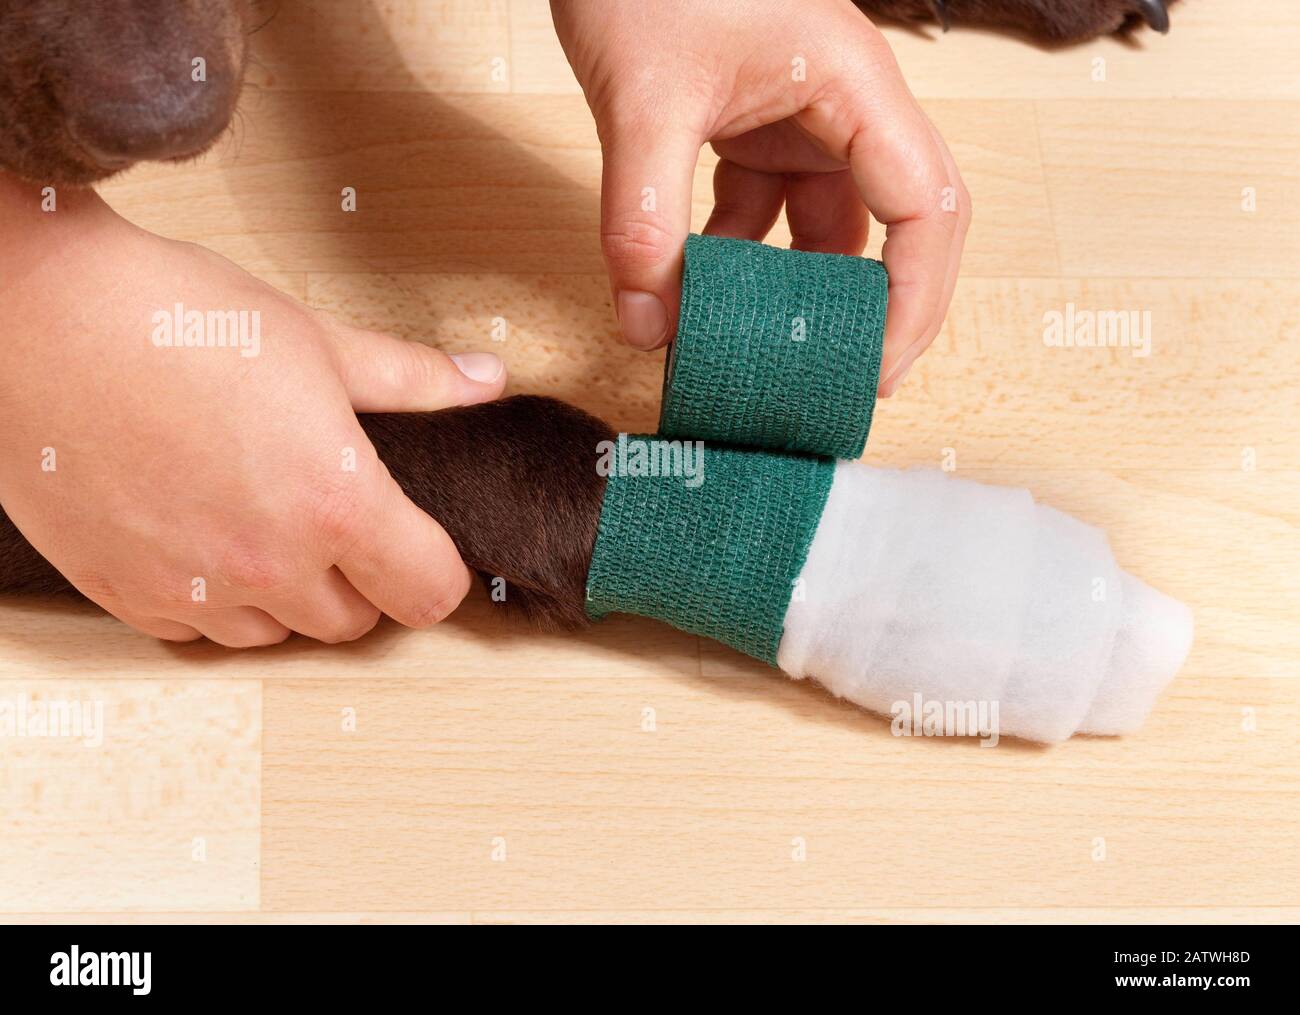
left=860, top=0, right=1177, bottom=44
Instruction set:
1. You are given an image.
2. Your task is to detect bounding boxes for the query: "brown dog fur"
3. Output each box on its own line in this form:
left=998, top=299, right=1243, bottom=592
left=0, top=396, right=614, bottom=632
left=857, top=0, right=1176, bottom=43
left=0, top=0, right=252, bottom=185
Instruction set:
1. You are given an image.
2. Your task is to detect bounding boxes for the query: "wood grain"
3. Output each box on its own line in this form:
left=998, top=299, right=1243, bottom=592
left=1, top=0, right=1296, bottom=923
left=0, top=680, right=260, bottom=912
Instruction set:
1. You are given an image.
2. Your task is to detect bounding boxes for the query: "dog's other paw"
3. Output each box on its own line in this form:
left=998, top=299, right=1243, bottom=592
left=857, top=0, right=1177, bottom=44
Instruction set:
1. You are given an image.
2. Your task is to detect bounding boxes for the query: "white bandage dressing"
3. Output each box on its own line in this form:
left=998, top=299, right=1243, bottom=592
left=776, top=463, right=1193, bottom=743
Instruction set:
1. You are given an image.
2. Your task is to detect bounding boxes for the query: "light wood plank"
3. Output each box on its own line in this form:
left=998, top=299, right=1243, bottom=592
left=246, top=0, right=511, bottom=94
left=259, top=674, right=1298, bottom=910
left=98, top=94, right=1058, bottom=279
left=1038, top=101, right=1300, bottom=278
left=305, top=271, right=661, bottom=429
left=475, top=907, right=1300, bottom=924
left=870, top=277, right=1300, bottom=468
left=5, top=912, right=470, bottom=924
left=508, top=0, right=574, bottom=95
left=5, top=907, right=1297, bottom=924
left=0, top=680, right=260, bottom=911
left=0, top=590, right=698, bottom=684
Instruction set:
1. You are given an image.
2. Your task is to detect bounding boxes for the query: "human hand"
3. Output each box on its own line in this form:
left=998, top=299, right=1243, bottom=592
left=551, top=0, right=969, bottom=395
left=0, top=178, right=506, bottom=645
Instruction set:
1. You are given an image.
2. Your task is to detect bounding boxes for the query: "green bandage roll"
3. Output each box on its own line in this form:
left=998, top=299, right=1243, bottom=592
left=659, top=234, right=888, bottom=460
left=584, top=435, right=834, bottom=664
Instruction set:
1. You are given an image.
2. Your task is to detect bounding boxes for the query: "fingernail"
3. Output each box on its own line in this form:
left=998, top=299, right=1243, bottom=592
left=450, top=351, right=504, bottom=384
left=617, top=290, right=669, bottom=350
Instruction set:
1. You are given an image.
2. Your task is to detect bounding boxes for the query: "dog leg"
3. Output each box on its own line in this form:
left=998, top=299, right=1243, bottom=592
left=855, top=0, right=1176, bottom=44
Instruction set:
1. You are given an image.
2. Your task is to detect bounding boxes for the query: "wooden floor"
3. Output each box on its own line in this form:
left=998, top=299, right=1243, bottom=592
left=3, top=0, right=1298, bottom=924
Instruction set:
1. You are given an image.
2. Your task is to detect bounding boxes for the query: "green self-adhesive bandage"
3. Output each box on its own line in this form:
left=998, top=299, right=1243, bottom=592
left=659, top=234, right=888, bottom=460
left=584, top=436, right=835, bottom=664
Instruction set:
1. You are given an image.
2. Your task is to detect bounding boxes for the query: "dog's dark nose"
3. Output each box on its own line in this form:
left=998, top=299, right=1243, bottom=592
left=65, top=63, right=240, bottom=167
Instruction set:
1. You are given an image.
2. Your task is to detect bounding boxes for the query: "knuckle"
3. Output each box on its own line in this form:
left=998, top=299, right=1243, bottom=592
left=601, top=217, right=676, bottom=273
left=598, top=86, right=665, bottom=141
left=301, top=472, right=369, bottom=551
left=397, top=577, right=468, bottom=629
left=318, top=607, right=381, bottom=644
left=356, top=335, right=442, bottom=397
left=400, top=597, right=452, bottom=630
left=216, top=542, right=292, bottom=594
left=394, top=340, right=447, bottom=394
left=71, top=570, right=173, bottom=616
left=68, top=570, right=119, bottom=603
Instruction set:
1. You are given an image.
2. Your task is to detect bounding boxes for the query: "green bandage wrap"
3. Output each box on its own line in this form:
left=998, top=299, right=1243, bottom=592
left=660, top=234, right=888, bottom=460
left=585, top=437, right=835, bottom=664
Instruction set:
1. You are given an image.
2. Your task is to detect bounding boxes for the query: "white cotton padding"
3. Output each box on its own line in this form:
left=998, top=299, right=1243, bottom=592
left=995, top=502, right=1120, bottom=743
left=776, top=463, right=1037, bottom=718
left=776, top=463, right=1193, bottom=743
left=1077, top=572, right=1194, bottom=735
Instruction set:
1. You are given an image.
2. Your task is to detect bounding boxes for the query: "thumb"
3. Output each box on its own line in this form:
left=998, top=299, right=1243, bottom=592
left=598, top=119, right=700, bottom=350
left=327, top=325, right=507, bottom=412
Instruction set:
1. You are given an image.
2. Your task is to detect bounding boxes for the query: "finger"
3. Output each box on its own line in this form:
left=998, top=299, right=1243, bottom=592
left=793, top=31, right=960, bottom=383
left=880, top=121, right=970, bottom=395
left=784, top=168, right=870, bottom=255
left=112, top=609, right=203, bottom=643
left=190, top=606, right=292, bottom=648
left=336, top=467, right=471, bottom=630
left=326, top=323, right=506, bottom=412
left=702, top=158, right=785, bottom=242
left=263, top=567, right=382, bottom=645
left=598, top=114, right=701, bottom=349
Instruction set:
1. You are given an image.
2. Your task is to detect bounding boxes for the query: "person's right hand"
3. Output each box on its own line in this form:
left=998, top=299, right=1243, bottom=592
left=0, top=180, right=505, bottom=646
left=551, top=0, right=970, bottom=396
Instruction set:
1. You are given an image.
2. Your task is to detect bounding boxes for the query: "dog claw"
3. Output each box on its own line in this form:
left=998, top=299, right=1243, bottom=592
left=929, top=0, right=951, bottom=32
left=1133, top=0, right=1170, bottom=34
